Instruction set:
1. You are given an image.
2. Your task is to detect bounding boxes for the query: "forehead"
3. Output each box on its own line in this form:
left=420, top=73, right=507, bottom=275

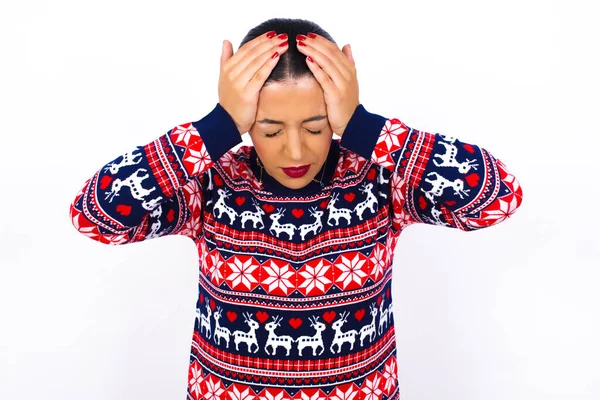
left=257, top=79, right=325, bottom=121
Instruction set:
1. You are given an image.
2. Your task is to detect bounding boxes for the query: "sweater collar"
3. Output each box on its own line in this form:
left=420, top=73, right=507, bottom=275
left=249, top=139, right=340, bottom=197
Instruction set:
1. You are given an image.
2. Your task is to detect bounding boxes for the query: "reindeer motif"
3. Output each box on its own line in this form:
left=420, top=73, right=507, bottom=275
left=194, top=306, right=201, bottom=330
left=145, top=204, right=163, bottom=239
left=359, top=302, right=378, bottom=346
left=104, top=168, right=157, bottom=203
left=296, top=315, right=326, bottom=356
left=214, top=187, right=237, bottom=224
left=330, top=311, right=358, bottom=354
left=200, top=300, right=212, bottom=339
left=298, top=207, right=324, bottom=241
left=354, top=182, right=378, bottom=220
left=421, top=171, right=471, bottom=205
left=103, top=148, right=143, bottom=174
left=240, top=198, right=265, bottom=229
left=269, top=208, right=296, bottom=240
left=433, top=136, right=480, bottom=174
left=264, top=315, right=295, bottom=356
left=206, top=170, right=214, bottom=207
left=141, top=196, right=162, bottom=211
left=378, top=298, right=389, bottom=335
left=326, top=192, right=352, bottom=226
left=232, top=312, right=260, bottom=353
left=422, top=204, right=450, bottom=227
left=378, top=167, right=390, bottom=199
left=212, top=306, right=231, bottom=348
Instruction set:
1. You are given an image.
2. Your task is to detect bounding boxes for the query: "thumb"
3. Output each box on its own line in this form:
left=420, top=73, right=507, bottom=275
left=343, top=44, right=355, bottom=66
left=220, top=40, right=233, bottom=67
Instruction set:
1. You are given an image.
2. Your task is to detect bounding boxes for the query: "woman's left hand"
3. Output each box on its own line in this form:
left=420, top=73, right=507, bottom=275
left=296, top=33, right=359, bottom=137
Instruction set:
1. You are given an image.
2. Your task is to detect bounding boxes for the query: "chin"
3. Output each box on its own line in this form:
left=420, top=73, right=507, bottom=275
left=279, top=176, right=311, bottom=189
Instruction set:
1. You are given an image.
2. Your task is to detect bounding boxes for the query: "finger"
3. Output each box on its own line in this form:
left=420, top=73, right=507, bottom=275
left=229, top=32, right=285, bottom=80
left=298, top=42, right=347, bottom=90
left=239, top=38, right=288, bottom=88
left=343, top=44, right=355, bottom=67
left=228, top=31, right=275, bottom=67
left=220, top=40, right=233, bottom=69
left=303, top=51, right=337, bottom=96
left=246, top=42, right=288, bottom=93
left=298, top=34, right=353, bottom=80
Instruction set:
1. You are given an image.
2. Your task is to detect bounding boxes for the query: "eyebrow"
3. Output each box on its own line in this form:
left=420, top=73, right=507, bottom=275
left=257, top=115, right=327, bottom=124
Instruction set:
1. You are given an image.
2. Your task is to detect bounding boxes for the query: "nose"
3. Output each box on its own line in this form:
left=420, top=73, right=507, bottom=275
left=283, top=130, right=304, bottom=162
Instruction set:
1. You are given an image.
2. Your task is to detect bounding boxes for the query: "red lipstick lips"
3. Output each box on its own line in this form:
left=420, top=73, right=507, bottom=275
left=282, top=165, right=310, bottom=178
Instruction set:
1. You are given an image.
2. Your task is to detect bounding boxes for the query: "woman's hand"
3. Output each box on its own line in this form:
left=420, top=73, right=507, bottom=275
left=219, top=31, right=289, bottom=135
left=295, top=33, right=360, bottom=137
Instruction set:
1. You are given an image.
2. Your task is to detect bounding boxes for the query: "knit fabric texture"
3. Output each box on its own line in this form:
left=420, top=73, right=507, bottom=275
left=69, top=102, right=524, bottom=400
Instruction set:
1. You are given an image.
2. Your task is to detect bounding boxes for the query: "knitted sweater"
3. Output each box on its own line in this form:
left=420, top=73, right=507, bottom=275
left=69, top=102, right=523, bottom=400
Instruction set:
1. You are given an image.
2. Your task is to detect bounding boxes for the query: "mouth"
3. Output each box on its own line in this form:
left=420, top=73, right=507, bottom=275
left=281, top=164, right=310, bottom=178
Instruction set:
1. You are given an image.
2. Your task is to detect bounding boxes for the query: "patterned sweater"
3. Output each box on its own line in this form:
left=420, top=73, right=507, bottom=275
left=69, top=102, right=523, bottom=400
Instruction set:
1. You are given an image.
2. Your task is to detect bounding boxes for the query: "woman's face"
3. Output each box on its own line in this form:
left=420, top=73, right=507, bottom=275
left=249, top=78, right=333, bottom=190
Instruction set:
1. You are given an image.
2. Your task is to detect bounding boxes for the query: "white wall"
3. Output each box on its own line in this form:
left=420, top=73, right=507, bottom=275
left=1, top=0, right=598, bottom=399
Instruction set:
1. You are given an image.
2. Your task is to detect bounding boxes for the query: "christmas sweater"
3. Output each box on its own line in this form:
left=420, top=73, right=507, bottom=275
left=69, top=102, right=523, bottom=400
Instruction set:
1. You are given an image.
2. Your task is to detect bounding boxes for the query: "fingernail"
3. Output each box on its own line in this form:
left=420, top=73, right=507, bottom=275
left=277, top=33, right=288, bottom=40
left=298, top=41, right=306, bottom=47
left=307, top=32, right=317, bottom=39
left=267, top=31, right=277, bottom=39
left=279, top=40, right=288, bottom=47
left=296, top=34, right=307, bottom=41
left=271, top=51, right=279, bottom=59
left=307, top=56, right=314, bottom=63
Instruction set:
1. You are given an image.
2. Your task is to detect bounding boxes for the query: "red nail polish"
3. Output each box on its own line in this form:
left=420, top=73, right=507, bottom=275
left=296, top=34, right=307, bottom=41
left=267, top=31, right=277, bottom=39
left=271, top=51, right=279, bottom=59
left=277, top=33, right=288, bottom=40
left=279, top=40, right=288, bottom=47
left=307, top=56, right=314, bottom=63
left=307, top=32, right=317, bottom=39
left=297, top=41, right=306, bottom=47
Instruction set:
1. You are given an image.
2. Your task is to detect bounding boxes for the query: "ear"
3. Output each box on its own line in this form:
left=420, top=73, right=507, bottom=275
left=342, top=44, right=355, bottom=66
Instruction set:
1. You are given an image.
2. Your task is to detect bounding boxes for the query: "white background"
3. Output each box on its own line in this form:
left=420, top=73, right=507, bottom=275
left=1, top=0, right=599, bottom=399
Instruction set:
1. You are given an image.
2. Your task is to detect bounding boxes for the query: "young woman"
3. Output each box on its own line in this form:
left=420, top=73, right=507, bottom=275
left=69, top=18, right=523, bottom=400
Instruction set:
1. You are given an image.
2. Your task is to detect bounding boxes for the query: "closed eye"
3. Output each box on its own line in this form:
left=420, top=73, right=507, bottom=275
left=264, top=129, right=322, bottom=138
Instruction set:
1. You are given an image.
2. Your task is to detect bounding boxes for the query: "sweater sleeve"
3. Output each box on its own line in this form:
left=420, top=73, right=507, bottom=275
left=339, top=104, right=524, bottom=231
left=69, top=103, right=242, bottom=244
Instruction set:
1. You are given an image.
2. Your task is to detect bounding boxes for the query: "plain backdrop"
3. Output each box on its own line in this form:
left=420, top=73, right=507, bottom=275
left=1, top=0, right=599, bottom=399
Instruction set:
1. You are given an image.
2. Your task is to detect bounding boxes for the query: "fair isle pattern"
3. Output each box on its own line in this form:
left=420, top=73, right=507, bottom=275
left=69, top=103, right=523, bottom=399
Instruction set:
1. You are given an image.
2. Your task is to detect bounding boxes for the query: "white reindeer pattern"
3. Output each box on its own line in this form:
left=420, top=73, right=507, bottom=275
left=240, top=198, right=265, bottom=229
left=433, top=135, right=480, bottom=174
left=103, top=148, right=143, bottom=174
left=269, top=208, right=296, bottom=240
left=298, top=207, right=324, bottom=241
left=354, top=182, right=378, bottom=220
left=232, top=312, right=260, bottom=353
left=421, top=171, right=470, bottom=205
left=330, top=311, right=358, bottom=354
left=326, top=192, right=352, bottom=226
left=359, top=302, right=378, bottom=346
left=378, top=298, right=389, bottom=335
left=296, top=316, right=326, bottom=356
left=104, top=168, right=159, bottom=207
left=214, top=187, right=238, bottom=224
left=212, top=306, right=231, bottom=348
left=264, top=315, right=294, bottom=356
left=200, top=301, right=212, bottom=339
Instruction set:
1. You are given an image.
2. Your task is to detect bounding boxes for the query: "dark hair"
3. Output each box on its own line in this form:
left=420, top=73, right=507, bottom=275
left=239, top=18, right=337, bottom=86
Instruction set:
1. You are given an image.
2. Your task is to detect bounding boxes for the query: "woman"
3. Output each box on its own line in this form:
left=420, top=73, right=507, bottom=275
left=69, top=17, right=523, bottom=400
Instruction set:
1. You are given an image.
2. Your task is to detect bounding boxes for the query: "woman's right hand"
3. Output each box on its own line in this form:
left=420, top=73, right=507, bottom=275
left=219, top=32, right=289, bottom=136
